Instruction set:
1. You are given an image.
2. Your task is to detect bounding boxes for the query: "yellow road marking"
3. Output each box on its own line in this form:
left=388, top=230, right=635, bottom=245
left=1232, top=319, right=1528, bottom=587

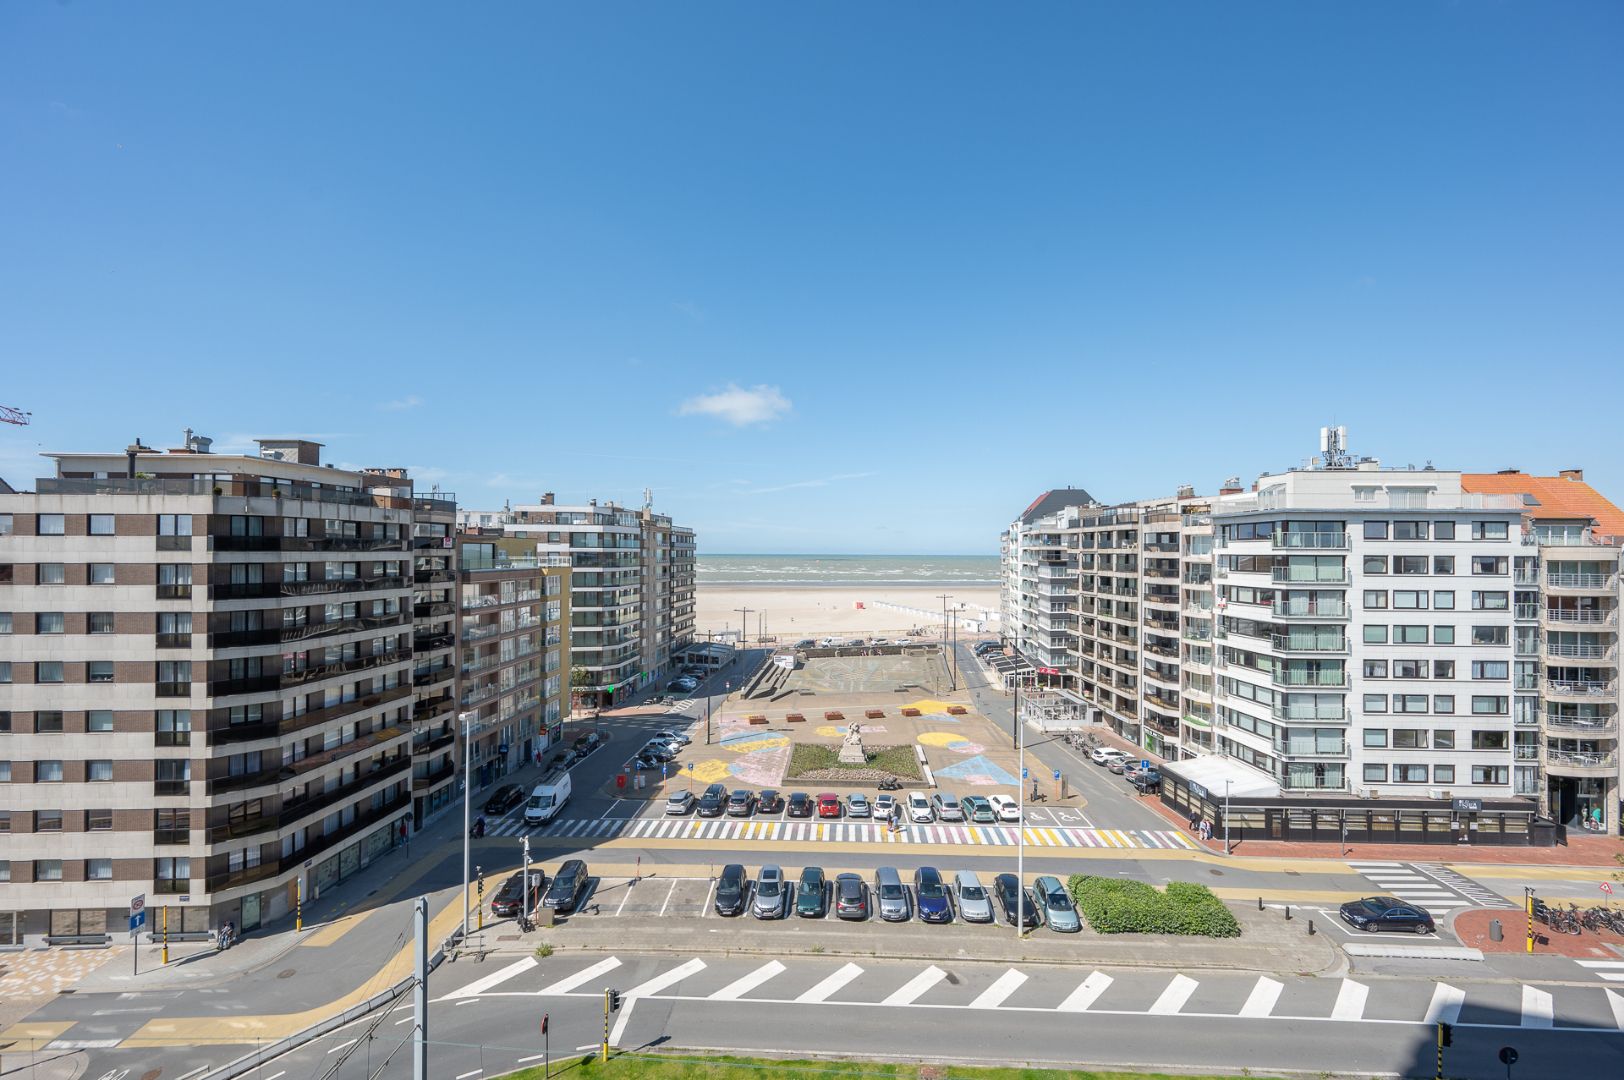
left=0, top=1021, right=75, bottom=1049
left=299, top=911, right=369, bottom=948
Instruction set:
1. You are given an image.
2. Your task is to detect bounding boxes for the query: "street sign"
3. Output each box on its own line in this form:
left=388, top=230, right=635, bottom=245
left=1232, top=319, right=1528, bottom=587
left=541, top=1013, right=549, bottom=1036
left=1498, top=1047, right=1518, bottom=1066
left=1053, top=770, right=1061, bottom=782
left=1602, top=881, right=1614, bottom=895
left=130, top=894, right=146, bottom=917
left=1021, top=767, right=1028, bottom=780
left=129, top=912, right=145, bottom=933
left=686, top=761, right=694, bottom=772
left=1141, top=759, right=1149, bottom=770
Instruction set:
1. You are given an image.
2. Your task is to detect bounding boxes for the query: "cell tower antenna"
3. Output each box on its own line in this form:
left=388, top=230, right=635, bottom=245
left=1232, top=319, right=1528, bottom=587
left=1319, top=424, right=1352, bottom=469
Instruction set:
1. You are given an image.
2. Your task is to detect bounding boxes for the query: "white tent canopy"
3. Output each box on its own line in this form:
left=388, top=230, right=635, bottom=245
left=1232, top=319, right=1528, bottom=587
left=1164, top=755, right=1281, bottom=800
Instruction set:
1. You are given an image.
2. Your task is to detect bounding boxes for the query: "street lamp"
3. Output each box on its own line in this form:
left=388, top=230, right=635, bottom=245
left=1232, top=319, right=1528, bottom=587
left=1223, top=779, right=1232, bottom=854
left=460, top=710, right=477, bottom=941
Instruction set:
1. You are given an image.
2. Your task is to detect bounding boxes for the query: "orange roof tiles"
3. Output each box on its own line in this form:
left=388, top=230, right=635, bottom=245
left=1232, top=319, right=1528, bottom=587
left=1461, top=472, right=1624, bottom=540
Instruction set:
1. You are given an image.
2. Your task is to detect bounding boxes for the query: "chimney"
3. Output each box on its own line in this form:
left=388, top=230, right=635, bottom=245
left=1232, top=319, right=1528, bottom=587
left=1497, top=468, right=1521, bottom=475
left=541, top=492, right=554, bottom=505
left=1218, top=476, right=1243, bottom=496
left=124, top=437, right=152, bottom=478
left=1560, top=469, right=1584, bottom=482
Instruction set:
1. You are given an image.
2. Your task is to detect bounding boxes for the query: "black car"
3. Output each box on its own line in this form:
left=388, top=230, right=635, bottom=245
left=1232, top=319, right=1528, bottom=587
left=993, top=873, right=1040, bottom=928
left=796, top=866, right=828, bottom=918
left=834, top=872, right=868, bottom=920
left=483, top=784, right=525, bottom=815
left=786, top=792, right=813, bottom=818
left=543, top=859, right=589, bottom=914
left=715, top=863, right=748, bottom=916
left=726, top=789, right=755, bottom=817
left=697, top=783, right=728, bottom=817
left=490, top=870, right=546, bottom=918
left=1127, top=768, right=1162, bottom=793
left=1339, top=896, right=1435, bottom=934
left=757, top=789, right=784, bottom=814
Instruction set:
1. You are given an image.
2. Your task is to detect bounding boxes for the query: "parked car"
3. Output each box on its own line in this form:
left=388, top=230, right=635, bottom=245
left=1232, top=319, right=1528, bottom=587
left=664, top=790, right=695, bottom=815
left=1090, top=746, right=1129, bottom=766
left=794, top=639, right=817, bottom=649
left=844, top=638, right=865, bottom=647
left=697, top=782, right=728, bottom=817
left=907, top=792, right=934, bottom=823
left=962, top=795, right=996, bottom=824
left=993, top=873, right=1040, bottom=928
left=953, top=870, right=995, bottom=923
left=491, top=870, right=545, bottom=918
left=988, top=794, right=1021, bottom=823
left=632, top=753, right=664, bottom=771
left=817, top=793, right=842, bottom=818
left=1107, top=756, right=1134, bottom=774
left=931, top=793, right=965, bottom=822
left=786, top=791, right=813, bottom=818
left=874, top=867, right=912, bottom=922
left=846, top=793, right=872, bottom=818
left=796, top=866, right=828, bottom=917
left=543, top=859, right=590, bottom=914
left=873, top=794, right=897, bottom=820
left=573, top=732, right=601, bottom=753
left=757, top=789, right=784, bottom=814
left=751, top=865, right=789, bottom=920
left=1339, top=896, right=1435, bottom=934
left=914, top=866, right=952, bottom=923
left=714, top=864, right=748, bottom=916
left=1127, top=767, right=1163, bottom=793
left=1033, top=875, right=1081, bottom=932
left=483, top=784, right=525, bottom=815
left=816, top=637, right=838, bottom=648
left=834, top=873, right=868, bottom=920
left=726, top=789, right=755, bottom=817
left=667, top=676, right=697, bottom=693
left=654, top=729, right=692, bottom=747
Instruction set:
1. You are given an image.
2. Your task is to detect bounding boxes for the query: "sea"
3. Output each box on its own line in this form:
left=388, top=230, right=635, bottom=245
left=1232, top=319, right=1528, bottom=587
left=697, top=553, right=1000, bottom=587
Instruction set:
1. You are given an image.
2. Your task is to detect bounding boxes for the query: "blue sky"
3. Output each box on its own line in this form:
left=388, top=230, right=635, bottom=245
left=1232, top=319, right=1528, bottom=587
left=2, top=2, right=1620, bottom=555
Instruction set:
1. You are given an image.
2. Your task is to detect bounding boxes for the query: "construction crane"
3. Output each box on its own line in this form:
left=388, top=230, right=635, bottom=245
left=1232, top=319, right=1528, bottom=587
left=0, top=405, right=31, bottom=426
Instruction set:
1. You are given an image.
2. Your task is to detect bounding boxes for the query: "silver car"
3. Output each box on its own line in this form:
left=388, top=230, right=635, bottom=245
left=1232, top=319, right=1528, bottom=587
left=953, top=870, right=995, bottom=923
left=751, top=864, right=788, bottom=920
left=874, top=866, right=911, bottom=922
left=1033, top=874, right=1081, bottom=932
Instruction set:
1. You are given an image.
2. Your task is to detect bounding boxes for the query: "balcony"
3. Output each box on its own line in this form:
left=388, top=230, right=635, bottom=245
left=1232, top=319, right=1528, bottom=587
left=213, top=576, right=408, bottom=601
left=1270, top=634, right=1348, bottom=654
left=1271, top=567, right=1350, bottom=585
left=203, top=860, right=283, bottom=894
left=1271, top=599, right=1348, bottom=621
left=1544, top=717, right=1618, bottom=738
left=1514, top=744, right=1541, bottom=761
left=277, top=756, right=411, bottom=827
left=1271, top=703, right=1351, bottom=724
left=1514, top=604, right=1540, bottom=621
left=156, top=583, right=193, bottom=599
left=463, top=623, right=503, bottom=643
left=413, top=631, right=455, bottom=652
left=414, top=664, right=454, bottom=687
left=1544, top=642, right=1617, bottom=663
left=1546, top=572, right=1616, bottom=593
left=1543, top=749, right=1618, bottom=776
left=1272, top=532, right=1348, bottom=550
left=1271, top=667, right=1347, bottom=688
left=1545, top=679, right=1616, bottom=701
left=413, top=761, right=457, bottom=791
left=413, top=569, right=455, bottom=585
left=1542, top=608, right=1618, bottom=627
left=414, top=600, right=455, bottom=619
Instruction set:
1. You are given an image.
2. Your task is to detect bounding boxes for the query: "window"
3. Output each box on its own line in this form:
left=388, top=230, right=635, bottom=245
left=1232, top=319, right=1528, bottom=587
left=35, top=860, right=63, bottom=881
left=1395, top=694, right=1430, bottom=713
left=1395, top=625, right=1428, bottom=644
left=1363, top=729, right=1388, bottom=748
left=89, top=514, right=115, bottom=536
left=1473, top=556, right=1508, bottom=576
left=158, top=514, right=192, bottom=536
left=34, top=711, right=63, bottom=733
left=0, top=861, right=7, bottom=881
left=1393, top=659, right=1427, bottom=679
left=1363, top=763, right=1388, bottom=782
left=156, top=710, right=191, bottom=744
left=1363, top=556, right=1388, bottom=575
left=1394, top=521, right=1428, bottom=540
left=87, top=858, right=113, bottom=881
left=1433, top=660, right=1455, bottom=679
left=1471, top=696, right=1509, bottom=715
left=36, top=661, right=64, bottom=683
left=88, top=661, right=114, bottom=683
left=36, top=809, right=63, bottom=830
left=1433, top=555, right=1455, bottom=575
left=1472, top=765, right=1510, bottom=785
left=157, top=612, right=191, bottom=635
left=36, top=611, right=64, bottom=633
left=0, top=612, right=9, bottom=634
left=0, top=761, right=8, bottom=781
left=1434, top=765, right=1455, bottom=783
left=1434, top=625, right=1457, bottom=645
left=1396, top=764, right=1429, bottom=783
left=158, top=564, right=192, bottom=585
left=1363, top=624, right=1388, bottom=643
left=1363, top=521, right=1389, bottom=540
left=1471, top=730, right=1509, bottom=750
left=37, top=514, right=65, bottom=535
left=88, top=808, right=112, bottom=830
left=1363, top=660, right=1388, bottom=679
left=1472, top=660, right=1508, bottom=680
left=89, top=563, right=115, bottom=585
left=1395, top=556, right=1429, bottom=575
left=1393, top=729, right=1429, bottom=749
left=1472, top=521, right=1509, bottom=541
left=87, top=709, right=113, bottom=732
left=1434, top=521, right=1456, bottom=540
left=1394, top=591, right=1427, bottom=609
left=35, top=761, right=64, bottom=782
left=155, top=857, right=191, bottom=891
left=1433, top=590, right=1455, bottom=610
left=88, top=612, right=114, bottom=634
left=0, top=811, right=7, bottom=831
left=1433, top=695, right=1455, bottom=714
left=1363, top=590, right=1388, bottom=609
left=1472, top=591, right=1509, bottom=610
left=1434, top=729, right=1456, bottom=749
left=1363, top=694, right=1388, bottom=714
left=88, top=760, right=113, bottom=781
left=1471, top=625, right=1506, bottom=646
left=38, top=563, right=65, bottom=584
left=0, top=514, right=10, bottom=535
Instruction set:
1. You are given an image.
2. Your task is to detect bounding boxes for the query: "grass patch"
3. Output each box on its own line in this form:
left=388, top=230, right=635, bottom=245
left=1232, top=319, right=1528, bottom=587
left=533, top=942, right=553, bottom=958
left=786, top=743, right=923, bottom=780
left=503, top=1051, right=1256, bottom=1079
left=1067, top=875, right=1241, bottom=937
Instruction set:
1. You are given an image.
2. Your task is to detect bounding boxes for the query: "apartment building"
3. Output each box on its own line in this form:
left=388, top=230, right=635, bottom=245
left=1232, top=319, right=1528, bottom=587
left=457, top=495, right=696, bottom=707
left=1000, top=489, right=1092, bottom=676
left=454, top=533, right=570, bottom=787
left=0, top=437, right=423, bottom=944
left=1461, top=470, right=1623, bottom=833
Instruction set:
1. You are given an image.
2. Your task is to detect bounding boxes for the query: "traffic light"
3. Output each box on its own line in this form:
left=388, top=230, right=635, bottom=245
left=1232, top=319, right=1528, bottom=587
left=1438, top=1022, right=1454, bottom=1048
left=608, top=989, right=622, bottom=1012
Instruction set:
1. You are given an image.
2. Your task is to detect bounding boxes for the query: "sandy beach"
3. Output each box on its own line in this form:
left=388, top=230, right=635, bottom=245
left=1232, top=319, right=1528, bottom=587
left=695, top=585, right=1001, bottom=642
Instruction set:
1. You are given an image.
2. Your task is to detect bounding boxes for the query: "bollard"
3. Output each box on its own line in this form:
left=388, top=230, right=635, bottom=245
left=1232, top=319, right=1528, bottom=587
left=1258, top=896, right=1264, bottom=912
left=1284, top=904, right=1291, bottom=921
left=1308, top=919, right=1316, bottom=936
left=1489, top=918, right=1503, bottom=942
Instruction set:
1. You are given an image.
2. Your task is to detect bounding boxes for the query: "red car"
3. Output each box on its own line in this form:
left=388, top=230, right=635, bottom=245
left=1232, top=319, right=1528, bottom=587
left=817, top=793, right=842, bottom=818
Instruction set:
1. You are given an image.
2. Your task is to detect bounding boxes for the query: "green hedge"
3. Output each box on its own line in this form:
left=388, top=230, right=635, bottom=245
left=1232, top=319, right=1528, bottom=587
left=1066, top=875, right=1241, bottom=937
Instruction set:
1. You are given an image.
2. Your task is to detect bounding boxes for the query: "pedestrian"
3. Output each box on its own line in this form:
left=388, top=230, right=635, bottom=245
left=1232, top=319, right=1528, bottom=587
left=1188, top=811, right=1200, bottom=833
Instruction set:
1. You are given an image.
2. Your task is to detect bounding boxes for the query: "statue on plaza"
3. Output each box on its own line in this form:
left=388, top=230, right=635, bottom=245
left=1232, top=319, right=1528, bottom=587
left=838, top=721, right=867, bottom=764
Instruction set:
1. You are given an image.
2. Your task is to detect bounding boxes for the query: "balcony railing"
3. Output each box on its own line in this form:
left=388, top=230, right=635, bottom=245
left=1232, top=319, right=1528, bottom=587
left=1271, top=667, right=1347, bottom=688
left=1270, top=634, right=1348, bottom=654
left=1543, top=749, right=1618, bottom=773
left=1545, top=717, right=1618, bottom=738
left=1542, top=608, right=1617, bottom=625
left=1271, top=567, right=1350, bottom=585
left=1547, top=572, right=1615, bottom=590
left=1271, top=703, right=1351, bottom=724
left=1272, top=532, right=1348, bottom=550
left=1271, top=599, right=1348, bottom=620
left=1545, top=679, right=1615, bottom=699
left=1514, top=604, right=1540, bottom=620
left=277, top=757, right=411, bottom=827
left=1545, top=643, right=1616, bottom=661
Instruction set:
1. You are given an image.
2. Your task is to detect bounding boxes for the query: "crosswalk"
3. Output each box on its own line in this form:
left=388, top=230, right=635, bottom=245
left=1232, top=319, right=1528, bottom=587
left=441, top=952, right=1624, bottom=1031
left=1345, top=860, right=1508, bottom=916
left=486, top=814, right=1198, bottom=849
left=1576, top=960, right=1624, bottom=984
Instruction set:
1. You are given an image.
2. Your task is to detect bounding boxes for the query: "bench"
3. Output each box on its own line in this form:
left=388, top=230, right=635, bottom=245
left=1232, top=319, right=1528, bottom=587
left=865, top=709, right=885, bottom=719
left=786, top=713, right=806, bottom=723
left=824, top=711, right=845, bottom=721
left=44, top=934, right=112, bottom=948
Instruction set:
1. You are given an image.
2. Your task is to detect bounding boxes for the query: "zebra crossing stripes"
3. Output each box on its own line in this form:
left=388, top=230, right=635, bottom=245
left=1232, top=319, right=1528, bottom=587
left=1344, top=861, right=1502, bottom=916
left=1412, top=862, right=1516, bottom=908
left=488, top=813, right=1198, bottom=849
left=1575, top=961, right=1624, bottom=984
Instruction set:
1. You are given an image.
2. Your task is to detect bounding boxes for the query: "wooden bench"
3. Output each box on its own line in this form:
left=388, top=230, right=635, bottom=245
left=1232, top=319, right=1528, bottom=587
left=901, top=708, right=921, bottom=717
left=865, top=709, right=885, bottom=719
left=824, top=711, right=845, bottom=721
left=44, top=934, right=112, bottom=948
left=786, top=713, right=806, bottom=723
left=947, top=705, right=968, bottom=715
left=747, top=715, right=768, bottom=725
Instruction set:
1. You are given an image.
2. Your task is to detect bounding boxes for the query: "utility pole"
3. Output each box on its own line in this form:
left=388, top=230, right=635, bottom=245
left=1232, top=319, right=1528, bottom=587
left=734, top=607, right=753, bottom=649
left=461, top=710, right=475, bottom=941
left=1016, top=679, right=1025, bottom=940
left=413, top=895, right=428, bottom=1080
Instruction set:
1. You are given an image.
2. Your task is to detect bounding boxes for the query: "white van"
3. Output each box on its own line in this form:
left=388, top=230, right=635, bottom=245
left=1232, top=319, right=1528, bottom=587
left=523, top=770, right=572, bottom=825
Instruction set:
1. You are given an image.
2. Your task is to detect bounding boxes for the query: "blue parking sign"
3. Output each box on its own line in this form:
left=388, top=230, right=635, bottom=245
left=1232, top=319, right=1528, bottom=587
left=1141, top=759, right=1149, bottom=770
left=1021, top=767, right=1028, bottom=780
left=1053, top=769, right=1061, bottom=781
left=686, top=761, right=694, bottom=772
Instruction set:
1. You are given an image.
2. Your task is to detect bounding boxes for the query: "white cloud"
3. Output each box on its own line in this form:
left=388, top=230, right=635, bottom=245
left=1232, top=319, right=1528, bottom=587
left=736, top=471, right=874, bottom=496
left=379, top=395, right=423, bottom=412
left=677, top=384, right=791, bottom=427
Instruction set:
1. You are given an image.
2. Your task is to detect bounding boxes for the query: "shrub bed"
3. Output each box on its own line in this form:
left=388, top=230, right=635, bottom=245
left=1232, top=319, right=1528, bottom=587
left=787, top=743, right=924, bottom=781
left=1066, top=874, right=1241, bottom=937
